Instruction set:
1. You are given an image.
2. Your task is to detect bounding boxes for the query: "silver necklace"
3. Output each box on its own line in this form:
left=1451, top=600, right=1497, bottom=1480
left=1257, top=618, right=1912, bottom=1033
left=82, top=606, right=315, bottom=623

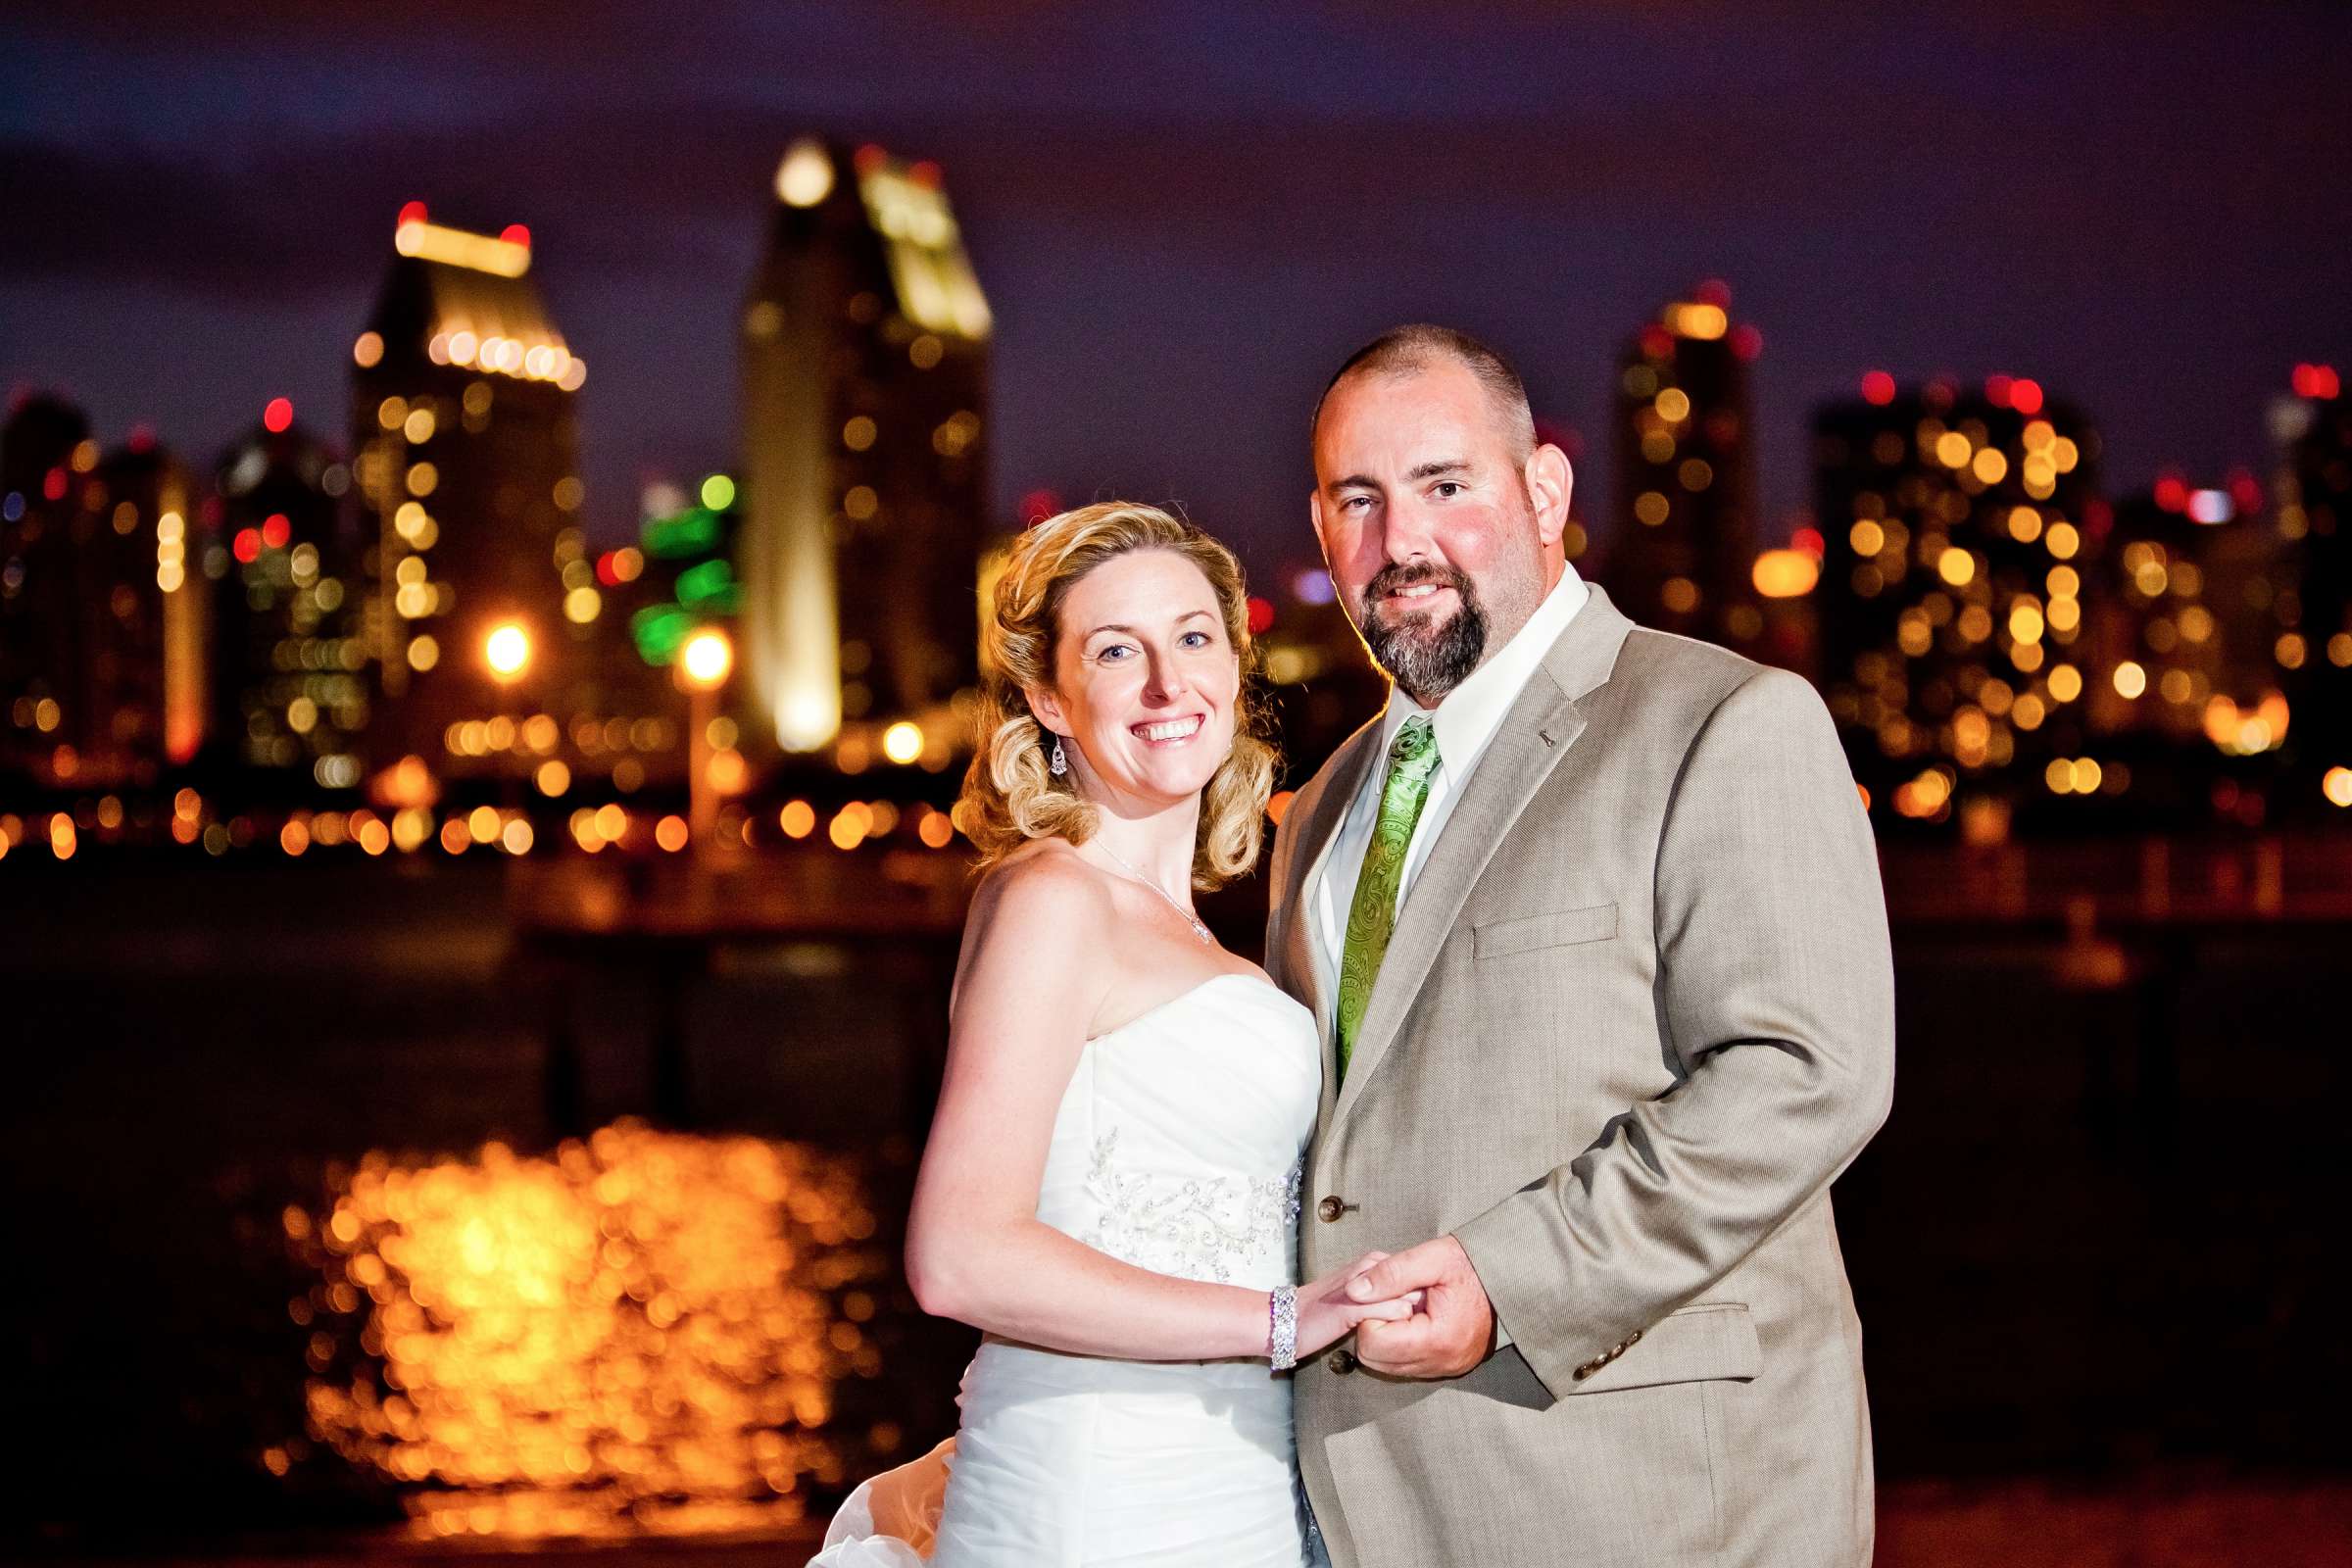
left=1093, top=842, right=1213, bottom=945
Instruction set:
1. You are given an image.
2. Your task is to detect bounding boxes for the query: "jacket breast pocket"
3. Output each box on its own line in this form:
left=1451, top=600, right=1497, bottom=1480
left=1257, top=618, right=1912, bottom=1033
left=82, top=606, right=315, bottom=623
left=1473, top=901, right=1619, bottom=959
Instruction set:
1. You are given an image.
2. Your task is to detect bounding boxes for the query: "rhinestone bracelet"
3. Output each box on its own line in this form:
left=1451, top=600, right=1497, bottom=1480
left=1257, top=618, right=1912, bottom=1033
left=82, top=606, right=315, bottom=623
left=1268, top=1284, right=1298, bottom=1371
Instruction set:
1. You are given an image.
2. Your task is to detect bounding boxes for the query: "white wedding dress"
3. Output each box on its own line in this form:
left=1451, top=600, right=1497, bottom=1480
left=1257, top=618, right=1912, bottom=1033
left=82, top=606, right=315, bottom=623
left=810, top=971, right=1326, bottom=1567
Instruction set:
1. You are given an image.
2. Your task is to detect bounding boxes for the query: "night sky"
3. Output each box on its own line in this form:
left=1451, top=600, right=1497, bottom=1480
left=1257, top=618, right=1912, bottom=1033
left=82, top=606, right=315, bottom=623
left=5, top=2, right=2348, bottom=588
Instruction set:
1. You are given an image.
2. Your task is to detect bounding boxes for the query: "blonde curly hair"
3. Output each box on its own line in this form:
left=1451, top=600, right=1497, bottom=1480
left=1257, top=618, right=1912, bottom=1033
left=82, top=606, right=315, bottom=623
left=953, top=502, right=1278, bottom=889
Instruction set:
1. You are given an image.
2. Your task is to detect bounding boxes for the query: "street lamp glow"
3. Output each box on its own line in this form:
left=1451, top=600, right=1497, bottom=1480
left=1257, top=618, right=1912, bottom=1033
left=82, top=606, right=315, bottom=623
left=680, top=628, right=733, bottom=690
left=485, top=622, right=531, bottom=681
left=882, top=720, right=924, bottom=764
left=776, top=140, right=836, bottom=207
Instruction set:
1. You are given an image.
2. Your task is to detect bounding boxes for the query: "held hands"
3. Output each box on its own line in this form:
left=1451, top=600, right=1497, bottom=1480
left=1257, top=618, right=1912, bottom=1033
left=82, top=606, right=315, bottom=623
left=1294, top=1251, right=1422, bottom=1358
left=1346, top=1235, right=1494, bottom=1378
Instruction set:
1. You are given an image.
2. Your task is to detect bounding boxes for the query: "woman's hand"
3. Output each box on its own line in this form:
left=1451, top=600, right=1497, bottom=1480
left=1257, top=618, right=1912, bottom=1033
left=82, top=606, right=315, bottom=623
left=1293, top=1250, right=1423, bottom=1358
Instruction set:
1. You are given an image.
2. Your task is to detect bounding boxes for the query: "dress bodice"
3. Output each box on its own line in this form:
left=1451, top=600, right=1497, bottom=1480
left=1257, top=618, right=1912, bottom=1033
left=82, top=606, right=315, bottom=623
left=817, top=969, right=1329, bottom=1567
left=1035, top=971, right=1320, bottom=1292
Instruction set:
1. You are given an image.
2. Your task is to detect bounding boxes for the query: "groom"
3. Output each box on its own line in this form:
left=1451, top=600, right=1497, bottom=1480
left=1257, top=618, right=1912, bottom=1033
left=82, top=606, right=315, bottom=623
left=1267, top=326, right=1895, bottom=1567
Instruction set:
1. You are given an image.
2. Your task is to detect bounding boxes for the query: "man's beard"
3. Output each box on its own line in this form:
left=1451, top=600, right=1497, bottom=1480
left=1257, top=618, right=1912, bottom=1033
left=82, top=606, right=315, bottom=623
left=1359, top=562, right=1489, bottom=707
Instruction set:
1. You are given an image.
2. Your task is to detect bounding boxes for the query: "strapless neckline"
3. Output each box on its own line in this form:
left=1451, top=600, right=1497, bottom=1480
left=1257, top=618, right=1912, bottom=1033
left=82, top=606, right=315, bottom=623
left=1088, top=970, right=1308, bottom=1045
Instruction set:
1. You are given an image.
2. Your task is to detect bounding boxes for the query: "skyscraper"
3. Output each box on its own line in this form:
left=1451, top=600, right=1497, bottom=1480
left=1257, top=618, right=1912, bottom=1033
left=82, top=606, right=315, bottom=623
left=1813, top=374, right=2103, bottom=824
left=212, top=402, right=369, bottom=790
left=0, top=394, right=205, bottom=789
left=1, top=393, right=88, bottom=783
left=2274, top=363, right=2351, bottom=813
left=1608, top=283, right=1763, bottom=651
left=348, top=204, right=588, bottom=784
left=740, top=137, right=990, bottom=760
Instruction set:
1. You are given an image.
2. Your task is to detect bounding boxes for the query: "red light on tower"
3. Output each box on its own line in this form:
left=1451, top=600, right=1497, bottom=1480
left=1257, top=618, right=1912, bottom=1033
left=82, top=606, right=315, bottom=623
left=2153, top=472, right=2188, bottom=514
left=1693, top=278, right=1732, bottom=308
left=1790, top=525, right=1826, bottom=560
left=1018, top=488, right=1063, bottom=527
left=1730, top=324, right=1763, bottom=362
left=233, top=527, right=261, bottom=564
left=501, top=223, right=530, bottom=248
left=263, top=397, right=293, bottom=433
left=262, top=513, right=291, bottom=550
left=127, top=424, right=155, bottom=453
left=42, top=467, right=67, bottom=502
left=1638, top=324, right=1675, bottom=361
left=2010, top=378, right=2044, bottom=416
left=397, top=200, right=427, bottom=228
left=2293, top=363, right=2341, bottom=400
left=1246, top=596, right=1276, bottom=636
left=1860, top=370, right=1895, bottom=406
left=854, top=143, right=887, bottom=174
left=1984, top=374, right=2014, bottom=409
left=2229, top=468, right=2263, bottom=514
left=907, top=160, right=943, bottom=189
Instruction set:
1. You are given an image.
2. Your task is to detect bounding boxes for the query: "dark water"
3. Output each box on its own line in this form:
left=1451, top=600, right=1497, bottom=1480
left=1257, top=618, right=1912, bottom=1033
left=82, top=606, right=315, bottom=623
left=3, top=854, right=2347, bottom=1554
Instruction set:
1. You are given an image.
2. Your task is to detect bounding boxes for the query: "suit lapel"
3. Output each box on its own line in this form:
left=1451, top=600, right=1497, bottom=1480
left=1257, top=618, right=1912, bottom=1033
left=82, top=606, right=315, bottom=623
left=1328, top=586, right=1636, bottom=1131
left=1281, top=718, right=1385, bottom=1126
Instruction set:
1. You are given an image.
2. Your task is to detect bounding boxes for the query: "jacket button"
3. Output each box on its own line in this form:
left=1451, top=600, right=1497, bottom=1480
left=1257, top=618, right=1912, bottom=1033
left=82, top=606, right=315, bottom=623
left=1327, top=1348, right=1357, bottom=1374
left=1316, top=1196, right=1346, bottom=1223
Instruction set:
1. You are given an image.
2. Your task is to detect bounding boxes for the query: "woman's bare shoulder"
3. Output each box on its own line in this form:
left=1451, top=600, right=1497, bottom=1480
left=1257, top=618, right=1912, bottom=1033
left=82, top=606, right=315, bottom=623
left=957, top=839, right=1120, bottom=1000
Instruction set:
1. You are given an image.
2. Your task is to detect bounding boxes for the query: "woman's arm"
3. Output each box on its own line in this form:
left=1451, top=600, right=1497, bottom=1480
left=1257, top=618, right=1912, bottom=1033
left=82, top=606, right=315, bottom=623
left=905, top=851, right=1398, bottom=1360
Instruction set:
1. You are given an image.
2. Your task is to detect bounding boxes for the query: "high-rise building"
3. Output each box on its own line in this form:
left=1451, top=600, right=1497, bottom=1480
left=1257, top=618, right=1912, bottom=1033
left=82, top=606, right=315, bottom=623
left=1812, top=374, right=2103, bottom=826
left=2067, top=474, right=2290, bottom=819
left=0, top=394, right=205, bottom=789
left=348, top=204, right=589, bottom=786
left=740, top=137, right=990, bottom=760
left=1608, top=283, right=1763, bottom=652
left=211, top=402, right=369, bottom=791
left=2274, top=363, right=2351, bottom=813
left=1, top=393, right=89, bottom=783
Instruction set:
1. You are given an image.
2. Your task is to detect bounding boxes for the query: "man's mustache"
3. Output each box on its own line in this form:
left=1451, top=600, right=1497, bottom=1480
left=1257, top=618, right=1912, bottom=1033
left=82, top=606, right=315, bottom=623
left=1362, top=563, right=1474, bottom=612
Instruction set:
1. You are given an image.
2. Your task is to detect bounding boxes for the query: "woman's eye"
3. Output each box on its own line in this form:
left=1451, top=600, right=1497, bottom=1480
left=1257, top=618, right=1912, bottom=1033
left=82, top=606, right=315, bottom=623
left=1180, top=630, right=1212, bottom=649
left=1095, top=643, right=1134, bottom=662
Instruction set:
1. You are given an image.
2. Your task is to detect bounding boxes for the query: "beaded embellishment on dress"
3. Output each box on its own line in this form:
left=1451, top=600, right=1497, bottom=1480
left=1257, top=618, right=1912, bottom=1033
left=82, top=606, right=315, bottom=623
left=1080, top=1126, right=1304, bottom=1286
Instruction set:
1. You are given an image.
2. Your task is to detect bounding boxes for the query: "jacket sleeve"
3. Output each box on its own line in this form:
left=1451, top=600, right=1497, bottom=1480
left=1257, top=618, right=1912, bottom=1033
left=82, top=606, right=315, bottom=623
left=1452, top=666, right=1895, bottom=1398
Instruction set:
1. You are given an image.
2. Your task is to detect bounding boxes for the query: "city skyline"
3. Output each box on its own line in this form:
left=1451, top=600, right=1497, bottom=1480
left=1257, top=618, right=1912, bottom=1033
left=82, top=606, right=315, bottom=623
left=5, top=5, right=2349, bottom=586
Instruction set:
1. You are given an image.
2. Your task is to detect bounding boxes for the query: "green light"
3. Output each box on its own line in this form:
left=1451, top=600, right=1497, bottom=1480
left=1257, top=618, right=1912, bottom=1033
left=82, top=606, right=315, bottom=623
left=629, top=604, right=694, bottom=665
left=700, top=473, right=737, bottom=512
left=676, top=559, right=738, bottom=612
left=642, top=507, right=720, bottom=560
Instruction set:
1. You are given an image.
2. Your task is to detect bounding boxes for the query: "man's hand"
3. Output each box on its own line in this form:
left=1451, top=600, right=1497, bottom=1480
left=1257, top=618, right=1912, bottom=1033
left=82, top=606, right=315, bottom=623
left=1347, top=1235, right=1494, bottom=1378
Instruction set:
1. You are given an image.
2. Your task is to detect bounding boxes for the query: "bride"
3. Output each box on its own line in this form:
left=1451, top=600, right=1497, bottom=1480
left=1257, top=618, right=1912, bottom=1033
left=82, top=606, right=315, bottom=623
left=811, top=503, right=1412, bottom=1566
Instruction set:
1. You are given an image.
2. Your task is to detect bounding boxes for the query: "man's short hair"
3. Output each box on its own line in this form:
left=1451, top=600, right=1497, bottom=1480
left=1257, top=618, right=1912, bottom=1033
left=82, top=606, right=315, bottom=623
left=1311, top=324, right=1538, bottom=464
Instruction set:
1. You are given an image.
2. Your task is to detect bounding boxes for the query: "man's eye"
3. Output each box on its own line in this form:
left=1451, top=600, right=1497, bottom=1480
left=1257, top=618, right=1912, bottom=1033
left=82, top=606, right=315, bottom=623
left=1433, top=481, right=1463, bottom=499
left=1342, top=495, right=1372, bottom=513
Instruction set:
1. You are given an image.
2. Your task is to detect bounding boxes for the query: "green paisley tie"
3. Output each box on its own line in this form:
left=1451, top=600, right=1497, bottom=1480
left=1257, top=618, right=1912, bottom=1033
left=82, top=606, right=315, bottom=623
left=1336, top=716, right=1441, bottom=1084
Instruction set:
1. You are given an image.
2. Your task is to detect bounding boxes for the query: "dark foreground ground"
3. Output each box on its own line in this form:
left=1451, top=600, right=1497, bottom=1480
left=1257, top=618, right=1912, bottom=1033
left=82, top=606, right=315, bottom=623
left=5, top=853, right=2347, bottom=1561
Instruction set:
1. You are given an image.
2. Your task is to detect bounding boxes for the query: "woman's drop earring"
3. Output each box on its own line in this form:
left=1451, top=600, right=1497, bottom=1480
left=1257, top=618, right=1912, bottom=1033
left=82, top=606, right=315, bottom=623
left=1050, top=737, right=1068, bottom=776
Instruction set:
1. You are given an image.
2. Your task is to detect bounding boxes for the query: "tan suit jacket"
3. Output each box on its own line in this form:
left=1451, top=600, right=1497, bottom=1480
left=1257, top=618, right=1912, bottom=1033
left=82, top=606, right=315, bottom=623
left=1270, top=586, right=1894, bottom=1568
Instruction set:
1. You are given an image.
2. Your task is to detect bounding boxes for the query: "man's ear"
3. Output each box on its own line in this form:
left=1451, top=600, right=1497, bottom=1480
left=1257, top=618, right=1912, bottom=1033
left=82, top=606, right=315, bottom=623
left=1525, top=445, right=1574, bottom=550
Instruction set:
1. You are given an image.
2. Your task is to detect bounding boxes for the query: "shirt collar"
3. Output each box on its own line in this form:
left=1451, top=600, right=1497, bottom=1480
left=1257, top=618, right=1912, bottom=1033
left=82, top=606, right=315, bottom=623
left=1378, top=561, right=1589, bottom=776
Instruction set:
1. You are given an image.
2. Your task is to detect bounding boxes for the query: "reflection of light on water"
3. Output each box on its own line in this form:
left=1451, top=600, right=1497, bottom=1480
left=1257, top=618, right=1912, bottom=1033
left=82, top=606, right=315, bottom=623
left=289, top=1120, right=892, bottom=1539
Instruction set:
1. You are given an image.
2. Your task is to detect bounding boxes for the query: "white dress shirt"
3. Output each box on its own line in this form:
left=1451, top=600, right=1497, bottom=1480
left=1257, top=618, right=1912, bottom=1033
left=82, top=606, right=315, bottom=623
left=1313, top=564, right=1590, bottom=986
